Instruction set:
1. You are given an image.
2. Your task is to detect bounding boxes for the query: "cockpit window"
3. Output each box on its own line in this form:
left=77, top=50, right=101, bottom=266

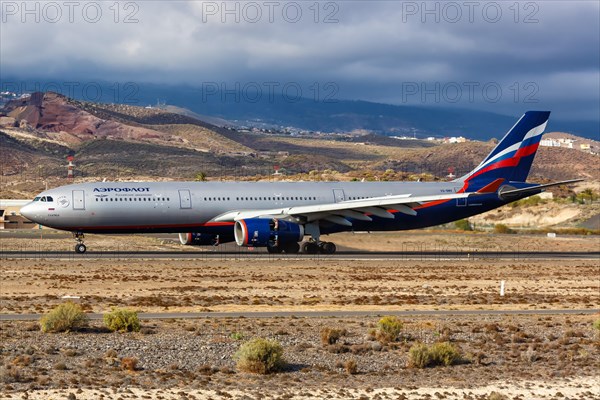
left=40, top=197, right=46, bottom=202
left=33, top=197, right=41, bottom=202
left=46, top=196, right=54, bottom=202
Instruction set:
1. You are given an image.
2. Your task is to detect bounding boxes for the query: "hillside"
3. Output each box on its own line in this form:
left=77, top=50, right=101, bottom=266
left=0, top=92, right=597, bottom=200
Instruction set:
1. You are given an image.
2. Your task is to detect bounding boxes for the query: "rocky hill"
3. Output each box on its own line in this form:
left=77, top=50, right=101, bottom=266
left=0, top=92, right=597, bottom=192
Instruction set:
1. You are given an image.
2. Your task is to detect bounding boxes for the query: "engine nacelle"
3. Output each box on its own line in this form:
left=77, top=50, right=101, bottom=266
left=234, top=218, right=304, bottom=247
left=179, top=232, right=221, bottom=246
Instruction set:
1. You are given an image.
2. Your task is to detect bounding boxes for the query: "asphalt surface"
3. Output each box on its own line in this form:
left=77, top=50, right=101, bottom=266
left=1, top=309, right=597, bottom=321
left=1, top=250, right=599, bottom=260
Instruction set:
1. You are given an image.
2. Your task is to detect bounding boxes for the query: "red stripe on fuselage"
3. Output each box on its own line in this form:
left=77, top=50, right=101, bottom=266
left=413, top=182, right=469, bottom=210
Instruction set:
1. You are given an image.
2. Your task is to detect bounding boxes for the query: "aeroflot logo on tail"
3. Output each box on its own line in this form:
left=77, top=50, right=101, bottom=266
left=93, top=188, right=150, bottom=192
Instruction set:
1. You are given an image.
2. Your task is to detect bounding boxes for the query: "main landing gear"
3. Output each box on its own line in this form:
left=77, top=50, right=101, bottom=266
left=301, top=241, right=336, bottom=254
left=266, top=240, right=337, bottom=254
left=73, top=232, right=87, bottom=254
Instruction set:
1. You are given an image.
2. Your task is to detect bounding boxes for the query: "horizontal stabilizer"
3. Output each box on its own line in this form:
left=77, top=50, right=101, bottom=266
left=499, top=179, right=584, bottom=199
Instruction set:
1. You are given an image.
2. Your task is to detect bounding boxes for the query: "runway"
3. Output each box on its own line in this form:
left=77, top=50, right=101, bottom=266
left=1, top=250, right=599, bottom=260
left=1, top=308, right=597, bottom=321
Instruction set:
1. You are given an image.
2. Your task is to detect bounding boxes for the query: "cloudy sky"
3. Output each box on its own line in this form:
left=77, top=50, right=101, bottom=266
left=1, top=1, right=599, bottom=121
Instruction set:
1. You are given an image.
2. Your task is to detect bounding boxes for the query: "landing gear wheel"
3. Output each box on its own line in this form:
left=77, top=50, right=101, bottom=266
left=319, top=242, right=336, bottom=254
left=73, top=232, right=86, bottom=254
left=282, top=242, right=300, bottom=254
left=301, top=241, right=319, bottom=254
left=267, top=245, right=282, bottom=254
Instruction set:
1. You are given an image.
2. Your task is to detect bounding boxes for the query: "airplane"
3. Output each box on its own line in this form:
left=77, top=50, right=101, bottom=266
left=20, top=111, right=582, bottom=254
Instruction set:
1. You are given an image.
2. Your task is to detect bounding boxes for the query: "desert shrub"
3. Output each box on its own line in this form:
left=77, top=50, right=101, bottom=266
left=521, top=345, right=539, bottom=363
left=121, top=357, right=138, bottom=371
left=320, top=327, right=343, bottom=345
left=344, top=358, right=358, bottom=375
left=510, top=195, right=544, bottom=208
left=376, top=316, right=403, bottom=343
left=54, top=362, right=67, bottom=370
left=593, top=319, right=600, bottom=332
left=103, top=308, right=140, bottom=332
left=40, top=302, right=88, bottom=333
left=454, top=219, right=472, bottom=231
left=234, top=338, right=284, bottom=374
left=230, top=331, right=244, bottom=341
left=494, top=224, right=516, bottom=234
left=0, top=366, right=28, bottom=383
left=429, top=342, right=460, bottom=366
left=105, top=349, right=118, bottom=359
left=408, top=342, right=461, bottom=368
left=407, top=343, right=431, bottom=368
left=11, top=355, right=32, bottom=367
left=488, top=392, right=509, bottom=400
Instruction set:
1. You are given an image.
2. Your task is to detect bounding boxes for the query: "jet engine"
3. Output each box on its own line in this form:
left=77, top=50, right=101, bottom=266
left=178, top=232, right=222, bottom=246
left=234, top=218, right=304, bottom=248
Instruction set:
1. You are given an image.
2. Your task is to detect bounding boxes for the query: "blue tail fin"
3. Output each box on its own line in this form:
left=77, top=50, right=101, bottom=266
left=458, top=111, right=550, bottom=186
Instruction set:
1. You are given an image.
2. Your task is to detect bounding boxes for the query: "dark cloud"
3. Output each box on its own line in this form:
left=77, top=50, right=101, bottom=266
left=1, top=1, right=598, bottom=121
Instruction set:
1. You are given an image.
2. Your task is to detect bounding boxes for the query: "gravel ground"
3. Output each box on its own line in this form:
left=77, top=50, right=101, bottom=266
left=1, top=315, right=599, bottom=399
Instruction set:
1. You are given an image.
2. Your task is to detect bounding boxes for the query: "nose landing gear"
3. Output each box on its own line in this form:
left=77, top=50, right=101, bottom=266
left=73, top=232, right=87, bottom=254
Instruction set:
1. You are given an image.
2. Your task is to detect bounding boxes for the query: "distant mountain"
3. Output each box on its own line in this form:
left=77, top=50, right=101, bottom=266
left=0, top=91, right=596, bottom=192
left=3, top=80, right=597, bottom=140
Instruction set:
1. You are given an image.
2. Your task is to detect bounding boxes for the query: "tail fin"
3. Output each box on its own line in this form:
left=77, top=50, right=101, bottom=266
left=458, top=111, right=550, bottom=185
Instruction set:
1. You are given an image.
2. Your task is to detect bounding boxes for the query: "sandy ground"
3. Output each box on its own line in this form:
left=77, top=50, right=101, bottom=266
left=1, top=232, right=599, bottom=398
left=5, top=376, right=600, bottom=400
left=1, top=257, right=599, bottom=314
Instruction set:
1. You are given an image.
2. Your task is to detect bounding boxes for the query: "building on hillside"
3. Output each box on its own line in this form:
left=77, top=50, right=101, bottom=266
left=444, top=136, right=467, bottom=144
left=540, top=138, right=561, bottom=147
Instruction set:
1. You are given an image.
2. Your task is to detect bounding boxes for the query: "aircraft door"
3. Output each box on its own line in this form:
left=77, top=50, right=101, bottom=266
left=333, top=189, right=345, bottom=203
left=179, top=189, right=192, bottom=209
left=72, top=190, right=85, bottom=210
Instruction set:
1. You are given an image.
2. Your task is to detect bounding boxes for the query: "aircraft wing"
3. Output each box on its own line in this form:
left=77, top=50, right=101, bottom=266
left=212, top=192, right=473, bottom=226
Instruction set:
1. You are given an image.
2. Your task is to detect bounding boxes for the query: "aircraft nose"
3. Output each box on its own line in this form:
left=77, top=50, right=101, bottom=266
left=20, top=203, right=36, bottom=221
